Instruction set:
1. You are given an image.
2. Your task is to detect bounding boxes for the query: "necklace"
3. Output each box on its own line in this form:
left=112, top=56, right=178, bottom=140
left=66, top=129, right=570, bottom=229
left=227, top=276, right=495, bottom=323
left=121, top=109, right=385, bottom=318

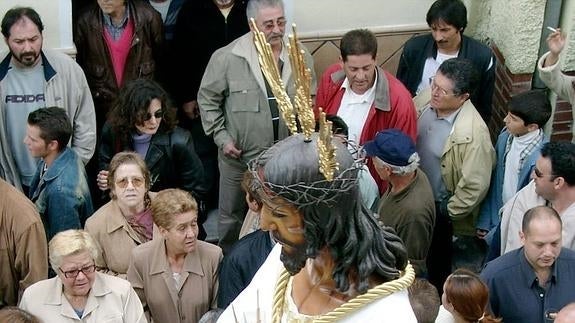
left=271, top=263, right=415, bottom=323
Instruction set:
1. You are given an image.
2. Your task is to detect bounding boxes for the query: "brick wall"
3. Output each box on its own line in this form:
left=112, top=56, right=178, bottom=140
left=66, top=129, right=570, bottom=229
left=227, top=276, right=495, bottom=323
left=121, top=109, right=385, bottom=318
left=491, top=44, right=574, bottom=142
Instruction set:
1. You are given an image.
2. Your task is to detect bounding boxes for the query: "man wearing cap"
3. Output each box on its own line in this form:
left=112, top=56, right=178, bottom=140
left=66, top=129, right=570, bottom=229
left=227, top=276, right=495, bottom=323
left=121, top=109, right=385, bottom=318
left=364, top=129, right=435, bottom=277
left=415, top=57, right=495, bottom=292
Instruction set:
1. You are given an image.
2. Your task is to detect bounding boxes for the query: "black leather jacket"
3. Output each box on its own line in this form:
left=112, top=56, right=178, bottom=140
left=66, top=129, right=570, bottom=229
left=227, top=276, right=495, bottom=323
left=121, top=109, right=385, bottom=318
left=74, top=0, right=164, bottom=127
left=99, top=123, right=208, bottom=201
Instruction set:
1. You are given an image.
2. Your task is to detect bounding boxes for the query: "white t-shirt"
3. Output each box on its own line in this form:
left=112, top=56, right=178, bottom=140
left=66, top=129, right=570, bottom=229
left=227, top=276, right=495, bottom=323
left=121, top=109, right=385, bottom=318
left=416, top=51, right=458, bottom=95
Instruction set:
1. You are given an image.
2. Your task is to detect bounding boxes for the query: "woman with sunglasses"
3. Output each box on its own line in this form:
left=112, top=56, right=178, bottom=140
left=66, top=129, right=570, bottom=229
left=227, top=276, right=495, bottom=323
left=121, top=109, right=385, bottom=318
left=19, top=229, right=146, bottom=322
left=86, top=152, right=157, bottom=278
left=98, top=79, right=207, bottom=234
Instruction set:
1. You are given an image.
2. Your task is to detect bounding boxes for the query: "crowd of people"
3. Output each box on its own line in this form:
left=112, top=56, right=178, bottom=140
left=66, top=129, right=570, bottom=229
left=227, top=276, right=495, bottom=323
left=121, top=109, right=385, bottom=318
left=1, top=0, right=575, bottom=322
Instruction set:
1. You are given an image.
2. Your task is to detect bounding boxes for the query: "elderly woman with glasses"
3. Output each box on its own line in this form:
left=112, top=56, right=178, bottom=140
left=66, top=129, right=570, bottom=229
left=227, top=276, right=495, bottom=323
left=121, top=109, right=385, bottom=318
left=128, top=189, right=222, bottom=323
left=97, top=79, right=207, bottom=229
left=86, top=152, right=158, bottom=278
left=19, top=229, right=146, bottom=323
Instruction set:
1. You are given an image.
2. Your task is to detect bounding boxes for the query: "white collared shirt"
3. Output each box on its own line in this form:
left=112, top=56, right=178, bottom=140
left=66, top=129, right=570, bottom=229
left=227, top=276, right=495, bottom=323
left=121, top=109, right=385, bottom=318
left=337, top=74, right=378, bottom=146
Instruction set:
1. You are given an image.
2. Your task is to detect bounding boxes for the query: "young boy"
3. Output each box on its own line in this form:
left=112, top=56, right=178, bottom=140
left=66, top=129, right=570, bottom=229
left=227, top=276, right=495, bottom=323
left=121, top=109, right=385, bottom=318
left=477, top=90, right=551, bottom=239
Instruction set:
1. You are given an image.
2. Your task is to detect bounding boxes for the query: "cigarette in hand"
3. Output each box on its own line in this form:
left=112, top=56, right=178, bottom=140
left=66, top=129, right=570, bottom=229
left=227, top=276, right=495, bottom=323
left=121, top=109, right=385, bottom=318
left=547, top=26, right=558, bottom=33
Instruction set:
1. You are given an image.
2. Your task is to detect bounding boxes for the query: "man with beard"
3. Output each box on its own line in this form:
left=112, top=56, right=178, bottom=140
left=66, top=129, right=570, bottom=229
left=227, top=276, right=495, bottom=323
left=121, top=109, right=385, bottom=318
left=538, top=28, right=575, bottom=142
left=216, top=132, right=417, bottom=322
left=397, top=0, right=495, bottom=122
left=0, top=7, right=96, bottom=193
left=198, top=0, right=316, bottom=253
left=481, top=206, right=575, bottom=323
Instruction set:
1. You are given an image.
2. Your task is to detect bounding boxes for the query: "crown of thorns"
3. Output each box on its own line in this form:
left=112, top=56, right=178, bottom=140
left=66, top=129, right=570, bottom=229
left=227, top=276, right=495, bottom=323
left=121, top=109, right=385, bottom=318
left=247, top=150, right=363, bottom=207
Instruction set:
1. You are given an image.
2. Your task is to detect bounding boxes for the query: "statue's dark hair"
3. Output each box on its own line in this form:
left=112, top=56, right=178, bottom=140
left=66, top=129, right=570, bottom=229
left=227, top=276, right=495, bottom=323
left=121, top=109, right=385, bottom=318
left=254, top=134, right=408, bottom=293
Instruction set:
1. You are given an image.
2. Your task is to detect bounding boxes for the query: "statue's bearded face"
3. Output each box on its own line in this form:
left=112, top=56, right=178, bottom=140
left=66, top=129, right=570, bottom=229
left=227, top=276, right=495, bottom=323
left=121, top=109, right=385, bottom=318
left=260, top=196, right=308, bottom=275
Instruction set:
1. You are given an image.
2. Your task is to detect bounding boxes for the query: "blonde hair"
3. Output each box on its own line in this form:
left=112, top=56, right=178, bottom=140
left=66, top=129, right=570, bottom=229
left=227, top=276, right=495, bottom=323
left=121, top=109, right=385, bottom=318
left=49, top=230, right=99, bottom=271
left=151, top=189, right=197, bottom=230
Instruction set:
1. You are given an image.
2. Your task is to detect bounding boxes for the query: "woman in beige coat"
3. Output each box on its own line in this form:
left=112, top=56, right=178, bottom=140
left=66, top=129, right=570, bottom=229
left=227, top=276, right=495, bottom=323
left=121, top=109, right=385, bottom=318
left=19, top=230, right=146, bottom=323
left=128, top=189, right=222, bottom=323
left=85, top=152, right=157, bottom=278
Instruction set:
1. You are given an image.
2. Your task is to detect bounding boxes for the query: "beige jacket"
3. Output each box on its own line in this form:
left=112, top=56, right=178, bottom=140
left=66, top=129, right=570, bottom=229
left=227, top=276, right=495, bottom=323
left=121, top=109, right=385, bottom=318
left=127, top=238, right=222, bottom=323
left=416, top=89, right=495, bottom=235
left=19, top=272, right=146, bottom=323
left=85, top=196, right=159, bottom=279
left=0, top=179, right=47, bottom=306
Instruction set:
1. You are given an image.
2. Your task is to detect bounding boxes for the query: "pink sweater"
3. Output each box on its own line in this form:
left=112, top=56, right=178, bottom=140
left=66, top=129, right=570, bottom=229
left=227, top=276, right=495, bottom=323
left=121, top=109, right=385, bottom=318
left=103, top=18, right=134, bottom=87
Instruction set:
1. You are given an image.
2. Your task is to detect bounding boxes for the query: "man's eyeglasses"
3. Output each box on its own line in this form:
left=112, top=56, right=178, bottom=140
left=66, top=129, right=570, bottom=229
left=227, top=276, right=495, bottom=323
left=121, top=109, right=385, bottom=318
left=115, top=176, right=145, bottom=189
left=533, top=167, right=557, bottom=180
left=144, top=109, right=163, bottom=121
left=59, top=264, right=96, bottom=278
left=262, top=18, right=287, bottom=31
left=429, top=76, right=456, bottom=97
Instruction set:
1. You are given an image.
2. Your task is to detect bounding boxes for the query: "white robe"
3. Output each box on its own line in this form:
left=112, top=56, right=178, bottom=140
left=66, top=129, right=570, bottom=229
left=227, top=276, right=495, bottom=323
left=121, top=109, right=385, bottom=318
left=217, top=244, right=417, bottom=322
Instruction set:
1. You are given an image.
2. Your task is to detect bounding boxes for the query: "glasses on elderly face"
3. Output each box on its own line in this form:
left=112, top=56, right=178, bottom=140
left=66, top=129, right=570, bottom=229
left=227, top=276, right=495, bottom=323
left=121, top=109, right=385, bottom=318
left=115, top=176, right=145, bottom=189
left=144, top=109, right=163, bottom=121
left=429, top=76, right=457, bottom=97
left=533, top=167, right=557, bottom=180
left=261, top=18, right=287, bottom=31
left=59, top=264, right=96, bottom=279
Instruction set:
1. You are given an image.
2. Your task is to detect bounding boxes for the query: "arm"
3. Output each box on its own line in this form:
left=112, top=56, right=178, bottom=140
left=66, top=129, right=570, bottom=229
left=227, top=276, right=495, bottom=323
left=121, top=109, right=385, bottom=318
left=69, top=63, right=97, bottom=164
left=217, top=253, right=245, bottom=309
left=448, top=131, right=495, bottom=219
left=384, top=76, right=417, bottom=142
left=396, top=218, right=434, bottom=276
left=210, top=250, right=224, bottom=309
left=46, top=188, right=82, bottom=239
left=171, top=129, right=208, bottom=201
left=127, top=249, right=148, bottom=311
left=15, top=220, right=48, bottom=302
left=197, top=50, right=233, bottom=149
left=124, top=283, right=148, bottom=323
left=475, top=54, right=496, bottom=121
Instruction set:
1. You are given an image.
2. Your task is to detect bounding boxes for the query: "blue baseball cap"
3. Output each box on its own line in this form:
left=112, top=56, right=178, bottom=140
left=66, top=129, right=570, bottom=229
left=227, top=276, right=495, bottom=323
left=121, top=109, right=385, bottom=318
left=363, top=129, right=416, bottom=167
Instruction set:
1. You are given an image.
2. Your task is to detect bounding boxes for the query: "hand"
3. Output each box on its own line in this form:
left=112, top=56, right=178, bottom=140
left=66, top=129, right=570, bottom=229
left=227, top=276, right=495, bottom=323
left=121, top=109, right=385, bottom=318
left=547, top=28, right=566, bottom=55
left=476, top=228, right=488, bottom=240
left=544, top=28, right=566, bottom=67
left=182, top=100, right=200, bottom=120
left=97, top=170, right=109, bottom=191
left=223, top=142, right=242, bottom=159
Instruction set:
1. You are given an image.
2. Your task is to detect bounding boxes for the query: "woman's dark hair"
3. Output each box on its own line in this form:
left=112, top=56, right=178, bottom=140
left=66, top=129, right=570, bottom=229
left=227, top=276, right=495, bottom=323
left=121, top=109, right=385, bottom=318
left=108, top=79, right=177, bottom=143
left=254, top=134, right=407, bottom=293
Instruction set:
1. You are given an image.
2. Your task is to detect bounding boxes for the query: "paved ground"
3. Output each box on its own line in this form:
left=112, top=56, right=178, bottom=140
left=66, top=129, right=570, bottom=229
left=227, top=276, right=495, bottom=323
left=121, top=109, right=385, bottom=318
left=203, top=208, right=219, bottom=243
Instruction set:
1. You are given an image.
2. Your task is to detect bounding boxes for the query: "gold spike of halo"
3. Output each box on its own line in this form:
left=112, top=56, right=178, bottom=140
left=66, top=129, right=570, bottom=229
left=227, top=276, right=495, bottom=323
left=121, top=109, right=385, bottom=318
left=250, top=19, right=339, bottom=181
left=249, top=18, right=297, bottom=134
left=287, top=24, right=315, bottom=142
left=318, top=109, right=339, bottom=181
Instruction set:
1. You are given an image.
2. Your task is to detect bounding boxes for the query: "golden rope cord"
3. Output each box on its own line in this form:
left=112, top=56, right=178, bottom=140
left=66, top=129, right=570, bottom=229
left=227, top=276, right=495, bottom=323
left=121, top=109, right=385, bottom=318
left=271, top=263, right=416, bottom=323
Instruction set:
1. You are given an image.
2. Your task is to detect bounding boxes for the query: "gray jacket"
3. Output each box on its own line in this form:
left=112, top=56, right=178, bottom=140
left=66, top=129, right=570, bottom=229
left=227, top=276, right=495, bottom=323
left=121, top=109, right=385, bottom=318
left=198, top=32, right=316, bottom=165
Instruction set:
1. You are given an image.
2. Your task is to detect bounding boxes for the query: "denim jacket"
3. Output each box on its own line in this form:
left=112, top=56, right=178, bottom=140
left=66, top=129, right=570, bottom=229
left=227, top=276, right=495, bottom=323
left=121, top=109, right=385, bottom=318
left=477, top=128, right=547, bottom=232
left=29, top=148, right=93, bottom=240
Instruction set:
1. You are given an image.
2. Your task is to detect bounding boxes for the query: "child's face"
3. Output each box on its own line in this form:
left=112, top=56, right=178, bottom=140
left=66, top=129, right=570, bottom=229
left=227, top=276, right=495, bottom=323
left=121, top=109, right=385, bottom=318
left=504, top=111, right=531, bottom=137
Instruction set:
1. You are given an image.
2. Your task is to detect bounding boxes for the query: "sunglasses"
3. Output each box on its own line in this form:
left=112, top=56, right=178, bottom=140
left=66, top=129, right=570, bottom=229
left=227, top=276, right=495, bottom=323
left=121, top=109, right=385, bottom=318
left=115, top=176, right=145, bottom=189
left=144, top=109, right=164, bottom=121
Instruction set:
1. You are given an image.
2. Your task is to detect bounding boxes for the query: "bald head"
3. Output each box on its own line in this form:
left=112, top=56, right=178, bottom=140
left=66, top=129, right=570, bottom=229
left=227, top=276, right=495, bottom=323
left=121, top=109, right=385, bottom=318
left=556, top=303, right=575, bottom=323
